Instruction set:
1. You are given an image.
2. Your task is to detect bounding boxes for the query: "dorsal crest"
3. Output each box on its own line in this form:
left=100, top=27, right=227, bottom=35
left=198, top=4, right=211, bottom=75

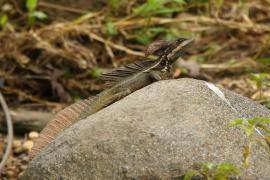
left=99, top=60, right=159, bottom=86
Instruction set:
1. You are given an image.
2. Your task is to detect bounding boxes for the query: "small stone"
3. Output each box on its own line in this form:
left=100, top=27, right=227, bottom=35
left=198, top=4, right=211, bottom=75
left=1, top=3, right=13, bottom=12
left=23, top=140, right=34, bottom=152
left=6, top=170, right=15, bottom=178
left=28, top=131, right=39, bottom=140
left=19, top=165, right=28, bottom=171
left=21, top=156, right=30, bottom=163
left=13, top=140, right=22, bottom=149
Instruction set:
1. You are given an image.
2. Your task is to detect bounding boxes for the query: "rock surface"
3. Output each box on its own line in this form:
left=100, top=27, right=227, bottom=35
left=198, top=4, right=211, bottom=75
left=22, top=78, right=270, bottom=179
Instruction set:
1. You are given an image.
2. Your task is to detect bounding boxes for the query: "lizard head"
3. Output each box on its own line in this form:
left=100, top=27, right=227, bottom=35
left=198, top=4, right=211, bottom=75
left=166, top=38, right=193, bottom=62
left=145, top=38, right=193, bottom=62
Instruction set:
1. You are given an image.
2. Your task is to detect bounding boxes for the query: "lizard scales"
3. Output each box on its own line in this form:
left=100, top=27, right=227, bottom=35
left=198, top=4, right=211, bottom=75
left=30, top=38, right=193, bottom=158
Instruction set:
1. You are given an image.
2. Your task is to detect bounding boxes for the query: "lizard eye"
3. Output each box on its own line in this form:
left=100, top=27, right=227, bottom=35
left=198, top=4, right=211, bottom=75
left=177, top=38, right=188, bottom=42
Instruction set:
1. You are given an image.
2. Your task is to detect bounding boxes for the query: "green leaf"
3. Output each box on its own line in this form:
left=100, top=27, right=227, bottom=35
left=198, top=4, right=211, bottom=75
left=27, top=12, right=35, bottom=25
left=250, top=117, right=270, bottom=123
left=0, top=15, right=8, bottom=28
left=216, top=163, right=241, bottom=176
left=241, top=123, right=254, bottom=137
left=183, top=170, right=198, bottom=180
left=32, top=11, right=47, bottom=20
left=91, top=68, right=105, bottom=78
left=132, top=0, right=183, bottom=17
left=251, top=73, right=268, bottom=82
left=106, top=21, right=117, bottom=36
left=202, top=162, right=215, bottom=174
left=28, top=10, right=47, bottom=25
left=26, top=0, right=38, bottom=12
left=228, top=117, right=270, bottom=137
left=135, top=27, right=166, bottom=45
left=256, top=57, right=270, bottom=64
left=109, top=0, right=121, bottom=9
left=212, top=174, right=228, bottom=180
left=227, top=118, right=244, bottom=128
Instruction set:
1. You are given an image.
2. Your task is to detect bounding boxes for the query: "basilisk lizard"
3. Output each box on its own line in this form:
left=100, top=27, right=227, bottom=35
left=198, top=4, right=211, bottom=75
left=30, top=38, right=193, bottom=158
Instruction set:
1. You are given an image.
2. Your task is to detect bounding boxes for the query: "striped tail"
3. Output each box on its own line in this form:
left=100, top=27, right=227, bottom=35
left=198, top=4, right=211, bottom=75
left=30, top=98, right=94, bottom=158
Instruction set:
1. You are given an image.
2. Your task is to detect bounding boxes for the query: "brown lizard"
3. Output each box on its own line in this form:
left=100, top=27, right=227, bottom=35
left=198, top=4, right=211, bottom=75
left=30, top=38, right=193, bottom=158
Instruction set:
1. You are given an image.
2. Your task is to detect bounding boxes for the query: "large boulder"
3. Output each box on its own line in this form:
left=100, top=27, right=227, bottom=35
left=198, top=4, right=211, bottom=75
left=22, top=78, right=270, bottom=179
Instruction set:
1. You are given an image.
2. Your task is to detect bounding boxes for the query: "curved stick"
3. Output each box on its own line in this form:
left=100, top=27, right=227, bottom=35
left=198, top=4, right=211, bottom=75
left=0, top=92, right=13, bottom=172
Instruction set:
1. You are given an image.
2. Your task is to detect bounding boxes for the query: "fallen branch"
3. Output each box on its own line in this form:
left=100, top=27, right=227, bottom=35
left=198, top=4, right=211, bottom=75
left=114, top=15, right=270, bottom=33
left=0, top=109, right=53, bottom=133
left=88, top=32, right=144, bottom=57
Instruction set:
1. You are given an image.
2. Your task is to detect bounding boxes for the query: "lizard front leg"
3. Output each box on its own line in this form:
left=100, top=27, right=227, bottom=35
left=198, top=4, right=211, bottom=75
left=149, top=71, right=162, bottom=81
left=149, top=71, right=169, bottom=81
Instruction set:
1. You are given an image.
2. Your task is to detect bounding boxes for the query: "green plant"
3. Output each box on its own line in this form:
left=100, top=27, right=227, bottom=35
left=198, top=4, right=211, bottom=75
left=108, top=0, right=123, bottom=12
left=183, top=162, right=241, bottom=180
left=105, top=20, right=118, bottom=36
left=134, top=27, right=190, bottom=45
left=256, top=57, right=270, bottom=65
left=132, top=0, right=186, bottom=17
left=26, top=0, right=47, bottom=26
left=228, top=117, right=270, bottom=137
left=135, top=27, right=167, bottom=45
left=251, top=73, right=268, bottom=88
left=228, top=117, right=270, bottom=167
left=91, top=68, right=105, bottom=78
left=109, top=0, right=121, bottom=9
left=0, top=15, right=8, bottom=29
left=263, top=101, right=270, bottom=109
left=250, top=73, right=269, bottom=98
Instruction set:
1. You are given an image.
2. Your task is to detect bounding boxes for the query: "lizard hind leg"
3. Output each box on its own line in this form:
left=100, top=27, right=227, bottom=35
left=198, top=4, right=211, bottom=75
left=90, top=89, right=132, bottom=113
left=110, top=89, right=132, bottom=102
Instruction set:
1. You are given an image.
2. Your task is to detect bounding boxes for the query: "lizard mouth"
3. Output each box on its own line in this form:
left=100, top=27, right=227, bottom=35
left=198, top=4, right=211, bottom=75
left=168, top=38, right=193, bottom=61
left=180, top=38, right=194, bottom=48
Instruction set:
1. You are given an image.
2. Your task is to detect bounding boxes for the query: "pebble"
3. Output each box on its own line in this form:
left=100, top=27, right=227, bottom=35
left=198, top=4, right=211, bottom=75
left=1, top=3, right=13, bottom=12
left=19, top=165, right=28, bottom=171
left=29, top=131, right=39, bottom=139
left=12, top=140, right=22, bottom=149
left=6, top=170, right=15, bottom=178
left=23, top=140, right=34, bottom=152
left=1, top=133, right=32, bottom=179
left=21, top=156, right=30, bottom=163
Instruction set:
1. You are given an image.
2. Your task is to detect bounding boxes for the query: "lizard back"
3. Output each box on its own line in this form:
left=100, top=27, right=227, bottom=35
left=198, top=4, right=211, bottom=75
left=30, top=60, right=162, bottom=158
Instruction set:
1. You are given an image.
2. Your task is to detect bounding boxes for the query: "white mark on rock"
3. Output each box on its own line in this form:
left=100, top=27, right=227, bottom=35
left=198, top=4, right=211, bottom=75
left=205, top=82, right=238, bottom=114
left=205, top=82, right=263, bottom=136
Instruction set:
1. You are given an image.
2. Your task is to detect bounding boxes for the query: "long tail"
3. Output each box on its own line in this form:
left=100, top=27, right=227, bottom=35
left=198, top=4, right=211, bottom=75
left=30, top=98, right=94, bottom=158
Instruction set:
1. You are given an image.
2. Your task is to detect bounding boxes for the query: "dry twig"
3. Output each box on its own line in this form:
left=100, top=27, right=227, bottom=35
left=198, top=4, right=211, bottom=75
left=0, top=93, right=13, bottom=172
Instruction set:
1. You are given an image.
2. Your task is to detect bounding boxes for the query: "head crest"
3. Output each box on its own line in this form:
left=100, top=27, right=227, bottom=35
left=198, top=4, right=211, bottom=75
left=144, top=38, right=192, bottom=58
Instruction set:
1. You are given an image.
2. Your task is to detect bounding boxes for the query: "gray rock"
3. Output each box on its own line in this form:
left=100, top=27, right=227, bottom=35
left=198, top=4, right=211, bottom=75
left=22, top=78, right=270, bottom=180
